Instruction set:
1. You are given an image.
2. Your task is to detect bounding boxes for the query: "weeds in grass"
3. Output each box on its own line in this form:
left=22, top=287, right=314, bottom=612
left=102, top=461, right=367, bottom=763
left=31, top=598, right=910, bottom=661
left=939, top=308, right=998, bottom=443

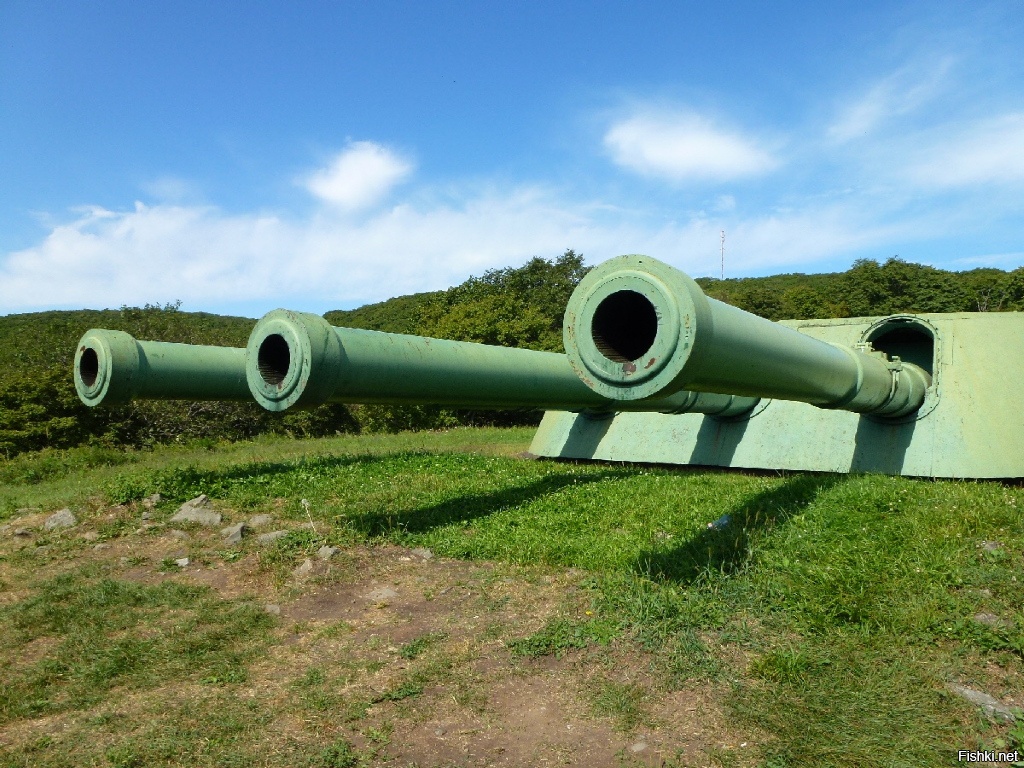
left=317, top=739, right=360, bottom=767
left=508, top=616, right=618, bottom=658
left=398, top=632, right=447, bottom=660
left=588, top=679, right=652, bottom=732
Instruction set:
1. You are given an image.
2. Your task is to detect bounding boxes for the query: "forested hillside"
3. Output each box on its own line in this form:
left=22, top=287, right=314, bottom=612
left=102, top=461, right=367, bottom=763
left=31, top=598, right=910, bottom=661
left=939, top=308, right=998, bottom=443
left=2, top=250, right=1023, bottom=457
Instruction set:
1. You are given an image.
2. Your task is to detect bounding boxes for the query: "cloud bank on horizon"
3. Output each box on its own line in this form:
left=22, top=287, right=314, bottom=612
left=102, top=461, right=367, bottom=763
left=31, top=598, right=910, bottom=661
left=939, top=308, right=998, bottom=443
left=1, top=2, right=1023, bottom=317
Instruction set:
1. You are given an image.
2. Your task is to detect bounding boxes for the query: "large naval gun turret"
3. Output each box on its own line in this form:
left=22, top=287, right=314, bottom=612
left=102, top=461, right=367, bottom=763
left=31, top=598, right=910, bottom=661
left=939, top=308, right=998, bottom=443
left=74, top=255, right=1024, bottom=478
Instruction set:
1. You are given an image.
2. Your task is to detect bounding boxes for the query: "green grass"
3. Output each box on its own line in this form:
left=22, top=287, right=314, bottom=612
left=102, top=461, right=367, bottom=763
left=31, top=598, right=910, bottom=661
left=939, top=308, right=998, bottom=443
left=0, top=566, right=274, bottom=725
left=1, top=428, right=1022, bottom=766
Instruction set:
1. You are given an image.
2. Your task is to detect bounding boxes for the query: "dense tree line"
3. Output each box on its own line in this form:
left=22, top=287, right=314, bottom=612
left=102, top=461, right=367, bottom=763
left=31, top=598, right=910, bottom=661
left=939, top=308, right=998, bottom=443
left=2, top=251, right=1023, bottom=457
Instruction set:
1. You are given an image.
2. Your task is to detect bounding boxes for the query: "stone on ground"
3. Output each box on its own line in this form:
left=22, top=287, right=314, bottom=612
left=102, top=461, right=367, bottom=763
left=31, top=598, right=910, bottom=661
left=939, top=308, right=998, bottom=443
left=947, top=683, right=1017, bottom=721
left=221, top=522, right=246, bottom=545
left=317, top=545, right=340, bottom=560
left=248, top=514, right=274, bottom=528
left=44, top=508, right=77, bottom=530
left=169, top=495, right=221, bottom=526
left=258, top=530, right=289, bottom=545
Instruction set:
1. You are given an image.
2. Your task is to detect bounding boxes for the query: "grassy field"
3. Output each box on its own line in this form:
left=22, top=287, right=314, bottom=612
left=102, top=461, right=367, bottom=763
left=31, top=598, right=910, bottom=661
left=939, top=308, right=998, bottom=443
left=1, top=427, right=1022, bottom=767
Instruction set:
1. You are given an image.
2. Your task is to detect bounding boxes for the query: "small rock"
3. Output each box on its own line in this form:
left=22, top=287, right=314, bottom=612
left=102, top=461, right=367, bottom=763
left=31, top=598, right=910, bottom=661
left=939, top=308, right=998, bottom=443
left=258, top=530, right=289, bottom=545
left=93, top=543, right=110, bottom=551
left=264, top=604, right=281, bottom=616
left=317, top=545, right=340, bottom=560
left=44, top=508, right=77, bottom=530
left=142, top=493, right=161, bottom=510
left=221, top=522, right=246, bottom=545
left=175, top=557, right=190, bottom=568
left=13, top=527, right=32, bottom=537
left=974, top=612, right=1009, bottom=629
left=434, top=728, right=446, bottom=736
left=410, top=547, right=433, bottom=560
left=141, top=510, right=153, bottom=522
left=629, top=741, right=648, bottom=753
left=169, top=495, right=221, bottom=526
left=80, top=531, right=99, bottom=542
left=293, top=558, right=315, bottom=578
left=169, top=529, right=190, bottom=541
left=248, top=514, right=274, bottom=528
left=947, top=683, right=1017, bottom=722
left=365, top=586, right=399, bottom=601
left=980, top=540, right=1003, bottom=552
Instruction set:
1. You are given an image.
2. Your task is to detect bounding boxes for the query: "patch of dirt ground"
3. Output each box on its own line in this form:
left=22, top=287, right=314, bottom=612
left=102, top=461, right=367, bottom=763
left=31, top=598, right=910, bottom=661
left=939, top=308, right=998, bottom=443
left=0, top=502, right=761, bottom=767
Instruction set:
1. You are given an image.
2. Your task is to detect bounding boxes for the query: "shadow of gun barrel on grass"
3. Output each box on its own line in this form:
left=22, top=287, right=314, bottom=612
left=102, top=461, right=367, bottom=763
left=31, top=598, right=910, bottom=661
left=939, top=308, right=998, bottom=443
left=349, top=469, right=625, bottom=538
left=631, top=473, right=845, bottom=584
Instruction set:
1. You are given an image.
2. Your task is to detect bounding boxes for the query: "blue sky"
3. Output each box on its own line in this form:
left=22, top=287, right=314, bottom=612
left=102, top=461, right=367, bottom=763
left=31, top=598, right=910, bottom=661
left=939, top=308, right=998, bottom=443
left=2, top=1, right=1023, bottom=318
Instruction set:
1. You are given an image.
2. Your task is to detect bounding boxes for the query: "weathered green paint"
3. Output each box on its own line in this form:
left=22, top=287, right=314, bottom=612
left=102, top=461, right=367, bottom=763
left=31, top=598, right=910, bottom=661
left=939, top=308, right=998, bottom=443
left=74, top=329, right=250, bottom=406
left=563, top=255, right=930, bottom=418
left=71, top=254, right=1024, bottom=478
left=533, top=311, right=1024, bottom=478
left=244, top=309, right=757, bottom=416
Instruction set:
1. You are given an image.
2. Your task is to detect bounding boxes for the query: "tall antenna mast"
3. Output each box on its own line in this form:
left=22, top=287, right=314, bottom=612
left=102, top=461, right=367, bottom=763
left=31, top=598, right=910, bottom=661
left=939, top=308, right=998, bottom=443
left=720, top=230, right=725, bottom=280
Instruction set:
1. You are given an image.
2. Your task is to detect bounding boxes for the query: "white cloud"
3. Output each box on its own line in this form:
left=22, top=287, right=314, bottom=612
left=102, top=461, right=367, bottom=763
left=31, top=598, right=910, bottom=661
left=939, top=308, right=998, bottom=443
left=0, top=186, right=921, bottom=315
left=904, top=113, right=1024, bottom=187
left=828, top=58, right=954, bottom=143
left=140, top=176, right=202, bottom=203
left=604, top=111, right=778, bottom=182
left=303, top=141, right=413, bottom=211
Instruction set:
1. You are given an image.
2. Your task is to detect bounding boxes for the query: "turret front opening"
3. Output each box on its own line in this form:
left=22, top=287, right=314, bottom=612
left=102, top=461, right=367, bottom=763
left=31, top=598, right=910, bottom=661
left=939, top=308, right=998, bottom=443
left=79, top=348, right=99, bottom=387
left=257, top=334, right=291, bottom=386
left=863, top=317, right=936, bottom=377
left=591, top=290, right=658, bottom=363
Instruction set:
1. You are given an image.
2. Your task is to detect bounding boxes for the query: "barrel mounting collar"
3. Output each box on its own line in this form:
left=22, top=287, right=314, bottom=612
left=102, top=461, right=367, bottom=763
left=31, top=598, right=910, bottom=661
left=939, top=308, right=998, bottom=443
left=563, top=255, right=708, bottom=401
left=74, top=329, right=140, bottom=407
left=246, top=310, right=343, bottom=411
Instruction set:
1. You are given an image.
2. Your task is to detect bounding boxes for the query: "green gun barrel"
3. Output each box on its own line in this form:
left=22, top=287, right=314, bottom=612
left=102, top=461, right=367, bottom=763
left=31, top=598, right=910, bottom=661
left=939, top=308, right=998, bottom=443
left=562, top=255, right=931, bottom=419
left=244, top=309, right=757, bottom=417
left=74, top=329, right=250, bottom=407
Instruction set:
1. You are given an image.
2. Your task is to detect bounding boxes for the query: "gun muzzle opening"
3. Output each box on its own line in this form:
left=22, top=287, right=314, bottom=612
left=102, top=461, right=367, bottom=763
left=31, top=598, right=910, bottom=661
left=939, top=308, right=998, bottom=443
left=591, top=290, right=658, bottom=363
left=257, top=333, right=291, bottom=386
left=78, top=347, right=100, bottom=388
